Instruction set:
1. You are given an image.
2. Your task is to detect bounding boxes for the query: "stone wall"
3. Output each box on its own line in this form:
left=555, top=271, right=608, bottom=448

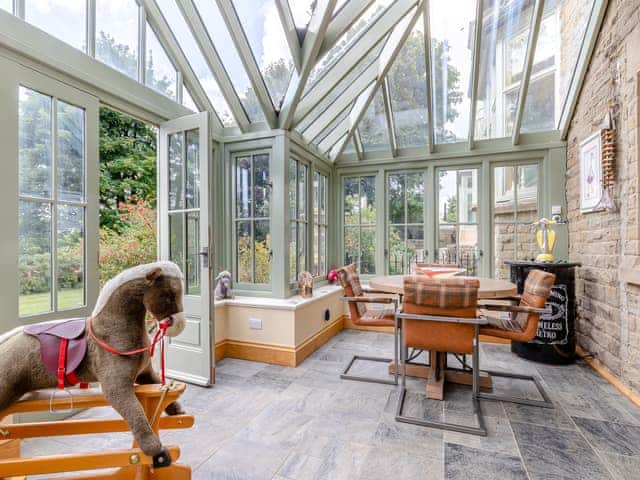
left=565, top=0, right=640, bottom=394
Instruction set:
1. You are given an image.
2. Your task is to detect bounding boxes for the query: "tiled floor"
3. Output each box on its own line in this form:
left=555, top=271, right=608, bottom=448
left=23, top=330, right=640, bottom=479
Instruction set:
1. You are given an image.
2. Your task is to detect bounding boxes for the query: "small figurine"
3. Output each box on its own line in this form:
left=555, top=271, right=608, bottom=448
left=214, top=271, right=234, bottom=300
left=298, top=271, right=313, bottom=298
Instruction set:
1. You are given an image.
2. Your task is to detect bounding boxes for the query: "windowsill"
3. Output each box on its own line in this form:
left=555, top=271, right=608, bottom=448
left=214, top=284, right=342, bottom=311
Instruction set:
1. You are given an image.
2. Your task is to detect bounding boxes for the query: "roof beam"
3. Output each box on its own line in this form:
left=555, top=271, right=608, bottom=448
left=467, top=0, right=484, bottom=150
left=512, top=0, right=544, bottom=145
left=142, top=0, right=222, bottom=130
left=319, top=0, right=375, bottom=58
left=382, top=77, right=398, bottom=157
left=278, top=0, right=338, bottom=129
left=275, top=0, right=302, bottom=73
left=354, top=129, right=364, bottom=161
left=330, top=3, right=423, bottom=161
left=215, top=0, right=277, bottom=128
left=300, top=63, right=377, bottom=140
left=559, top=0, right=609, bottom=138
left=296, top=0, right=418, bottom=127
left=176, top=0, right=250, bottom=131
left=319, top=116, right=350, bottom=153
left=423, top=0, right=435, bottom=152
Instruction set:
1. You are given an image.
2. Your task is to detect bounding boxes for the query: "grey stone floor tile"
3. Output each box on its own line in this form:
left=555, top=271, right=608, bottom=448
left=277, top=451, right=324, bottom=479
left=358, top=444, right=444, bottom=480
left=599, top=452, right=640, bottom=480
left=503, top=401, right=576, bottom=431
left=573, top=416, right=640, bottom=456
left=511, top=421, right=613, bottom=479
left=444, top=414, right=520, bottom=456
left=372, top=418, right=443, bottom=456
left=444, top=443, right=528, bottom=480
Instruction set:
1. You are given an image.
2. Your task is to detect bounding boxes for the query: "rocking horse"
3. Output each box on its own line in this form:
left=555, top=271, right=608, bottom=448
left=0, top=261, right=195, bottom=479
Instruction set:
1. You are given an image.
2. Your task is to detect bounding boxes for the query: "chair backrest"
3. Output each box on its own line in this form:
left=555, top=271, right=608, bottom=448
left=516, top=269, right=556, bottom=340
left=337, top=264, right=366, bottom=320
left=402, top=276, right=480, bottom=354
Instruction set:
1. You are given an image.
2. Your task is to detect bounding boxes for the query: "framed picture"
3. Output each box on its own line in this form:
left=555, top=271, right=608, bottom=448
left=580, top=131, right=603, bottom=212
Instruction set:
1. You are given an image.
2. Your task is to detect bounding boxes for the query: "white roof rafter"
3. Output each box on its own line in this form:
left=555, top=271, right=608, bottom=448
left=466, top=0, right=484, bottom=150
left=422, top=0, right=434, bottom=153
left=215, top=0, right=277, bottom=128
left=319, top=0, right=376, bottom=58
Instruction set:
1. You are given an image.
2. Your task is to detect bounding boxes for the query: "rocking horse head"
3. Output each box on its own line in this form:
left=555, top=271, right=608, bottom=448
left=93, top=261, right=186, bottom=337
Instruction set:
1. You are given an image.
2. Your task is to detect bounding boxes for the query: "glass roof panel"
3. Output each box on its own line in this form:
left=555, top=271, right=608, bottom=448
left=343, top=137, right=357, bottom=154
left=430, top=0, right=476, bottom=144
left=26, top=0, right=86, bottom=51
left=388, top=17, right=428, bottom=149
left=333, top=0, right=350, bottom=17
left=232, top=0, right=295, bottom=109
left=312, top=103, right=353, bottom=145
left=474, top=0, right=534, bottom=140
left=359, top=89, right=390, bottom=152
left=289, top=0, right=315, bottom=29
left=0, top=1, right=12, bottom=13
left=154, top=0, right=236, bottom=126
left=306, top=0, right=393, bottom=90
left=192, top=0, right=266, bottom=122
left=145, top=23, right=177, bottom=99
left=182, top=86, right=198, bottom=112
left=95, top=0, right=139, bottom=80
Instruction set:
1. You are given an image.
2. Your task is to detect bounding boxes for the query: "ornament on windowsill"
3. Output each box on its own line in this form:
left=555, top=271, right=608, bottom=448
left=594, top=109, right=617, bottom=213
left=298, top=271, right=313, bottom=298
left=327, top=269, right=338, bottom=284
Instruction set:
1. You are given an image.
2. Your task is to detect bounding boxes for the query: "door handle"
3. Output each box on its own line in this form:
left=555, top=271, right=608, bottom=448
left=199, top=247, right=209, bottom=268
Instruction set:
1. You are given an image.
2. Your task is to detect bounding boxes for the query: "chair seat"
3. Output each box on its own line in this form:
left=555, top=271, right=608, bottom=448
left=478, top=309, right=523, bottom=331
left=357, top=307, right=396, bottom=327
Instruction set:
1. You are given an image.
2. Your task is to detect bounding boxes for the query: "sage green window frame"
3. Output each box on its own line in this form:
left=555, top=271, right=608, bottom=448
left=289, top=156, right=309, bottom=285
left=342, top=173, right=378, bottom=275
left=386, top=171, right=427, bottom=275
left=312, top=169, right=329, bottom=278
left=232, top=149, right=272, bottom=288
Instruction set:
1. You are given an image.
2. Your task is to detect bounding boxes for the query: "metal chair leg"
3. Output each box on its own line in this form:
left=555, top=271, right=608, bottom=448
left=478, top=370, right=554, bottom=408
left=394, top=321, right=487, bottom=436
left=340, top=323, right=399, bottom=386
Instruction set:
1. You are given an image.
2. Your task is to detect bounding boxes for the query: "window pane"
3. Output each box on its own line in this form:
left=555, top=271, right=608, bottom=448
left=26, top=0, right=86, bottom=51
left=236, top=220, right=252, bottom=282
left=438, top=224, right=457, bottom=263
left=458, top=170, right=478, bottom=223
left=0, top=1, right=11, bottom=12
left=517, top=164, right=538, bottom=222
left=19, top=201, right=52, bottom=316
left=185, top=129, right=200, bottom=209
left=312, top=171, right=319, bottom=224
left=361, top=227, right=376, bottom=274
left=388, top=174, right=405, bottom=224
left=431, top=0, right=475, bottom=143
left=459, top=224, right=478, bottom=275
left=182, top=87, right=198, bottom=112
left=169, top=212, right=184, bottom=273
left=319, top=226, right=326, bottom=275
left=254, top=220, right=271, bottom=284
left=494, top=223, right=514, bottom=279
left=232, top=0, right=294, bottom=108
left=475, top=0, right=534, bottom=140
left=360, top=176, right=376, bottom=224
left=289, top=221, right=297, bottom=283
left=313, top=223, right=319, bottom=276
left=19, top=87, right=52, bottom=199
left=406, top=173, right=424, bottom=224
left=389, top=19, right=428, bottom=148
left=168, top=132, right=184, bottom=210
left=359, top=90, right=389, bottom=152
left=407, top=225, right=425, bottom=271
left=95, top=0, right=139, bottom=79
left=344, top=226, right=359, bottom=267
left=298, top=163, right=307, bottom=221
left=57, top=101, right=85, bottom=202
left=57, top=205, right=84, bottom=310
left=186, top=212, right=200, bottom=295
left=388, top=225, right=405, bottom=275
left=253, top=154, right=270, bottom=218
left=236, top=156, right=251, bottom=218
left=438, top=170, right=456, bottom=223
left=343, top=177, right=359, bottom=225
left=289, top=0, right=314, bottom=29
left=289, top=159, right=297, bottom=219
left=146, top=23, right=176, bottom=99
left=298, top=222, right=306, bottom=274
left=494, top=165, right=515, bottom=221
left=521, top=73, right=556, bottom=133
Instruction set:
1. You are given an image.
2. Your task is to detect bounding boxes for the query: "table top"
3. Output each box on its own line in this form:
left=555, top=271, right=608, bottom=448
left=369, top=275, right=517, bottom=299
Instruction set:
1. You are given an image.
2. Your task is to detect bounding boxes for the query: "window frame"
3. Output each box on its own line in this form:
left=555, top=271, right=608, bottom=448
left=288, top=155, right=310, bottom=286
left=312, top=169, right=329, bottom=279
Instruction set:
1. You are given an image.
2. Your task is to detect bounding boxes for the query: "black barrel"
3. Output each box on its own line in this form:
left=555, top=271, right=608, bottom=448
left=505, top=260, right=581, bottom=364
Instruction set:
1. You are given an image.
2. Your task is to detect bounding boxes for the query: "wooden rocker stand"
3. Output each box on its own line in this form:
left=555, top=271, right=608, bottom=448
left=0, top=382, right=194, bottom=480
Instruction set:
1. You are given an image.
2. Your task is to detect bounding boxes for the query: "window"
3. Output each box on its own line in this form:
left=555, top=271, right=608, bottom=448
left=313, top=171, right=328, bottom=278
left=438, top=169, right=480, bottom=275
left=26, top=0, right=86, bottom=51
left=0, top=0, right=12, bottom=13
left=145, top=23, right=177, bottom=100
left=289, top=158, right=308, bottom=284
left=18, top=87, right=86, bottom=317
left=235, top=153, right=271, bottom=284
left=388, top=173, right=424, bottom=274
left=344, top=175, right=376, bottom=274
left=95, top=0, right=139, bottom=79
left=493, top=164, right=539, bottom=279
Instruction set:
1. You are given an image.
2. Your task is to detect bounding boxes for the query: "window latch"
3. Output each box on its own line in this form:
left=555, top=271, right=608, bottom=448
left=198, top=247, right=209, bottom=268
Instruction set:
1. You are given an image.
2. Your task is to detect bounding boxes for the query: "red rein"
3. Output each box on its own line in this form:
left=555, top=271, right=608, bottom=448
left=86, top=316, right=173, bottom=385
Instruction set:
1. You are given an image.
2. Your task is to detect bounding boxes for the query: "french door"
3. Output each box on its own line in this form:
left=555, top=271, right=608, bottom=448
left=158, top=112, right=213, bottom=386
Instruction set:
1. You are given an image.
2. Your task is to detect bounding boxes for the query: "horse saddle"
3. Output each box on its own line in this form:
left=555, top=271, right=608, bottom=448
left=24, top=318, right=88, bottom=389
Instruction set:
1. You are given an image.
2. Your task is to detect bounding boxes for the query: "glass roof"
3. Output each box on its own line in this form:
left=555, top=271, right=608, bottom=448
left=1, top=0, right=600, bottom=160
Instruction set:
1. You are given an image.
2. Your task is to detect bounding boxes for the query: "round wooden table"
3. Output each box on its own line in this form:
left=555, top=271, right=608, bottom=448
left=369, top=275, right=517, bottom=299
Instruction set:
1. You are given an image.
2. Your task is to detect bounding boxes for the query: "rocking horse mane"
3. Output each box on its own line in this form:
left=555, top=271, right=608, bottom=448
left=92, top=261, right=184, bottom=317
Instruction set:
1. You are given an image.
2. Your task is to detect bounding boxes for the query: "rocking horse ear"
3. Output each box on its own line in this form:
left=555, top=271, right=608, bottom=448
left=145, top=267, right=163, bottom=283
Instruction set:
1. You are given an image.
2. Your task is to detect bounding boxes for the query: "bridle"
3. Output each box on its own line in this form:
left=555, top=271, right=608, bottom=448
left=87, top=315, right=176, bottom=384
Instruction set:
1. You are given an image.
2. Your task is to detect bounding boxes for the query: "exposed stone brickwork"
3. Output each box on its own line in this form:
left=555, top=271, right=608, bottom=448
left=565, top=0, right=640, bottom=394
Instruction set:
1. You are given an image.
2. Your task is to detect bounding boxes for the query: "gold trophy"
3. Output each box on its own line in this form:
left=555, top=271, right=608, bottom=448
left=533, top=218, right=557, bottom=262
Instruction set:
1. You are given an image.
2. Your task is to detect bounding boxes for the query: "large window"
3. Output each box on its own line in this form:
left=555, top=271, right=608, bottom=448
left=289, top=158, right=308, bottom=284
left=145, top=23, right=177, bottom=100
left=313, top=171, right=328, bottom=278
left=344, top=175, right=376, bottom=274
left=493, top=163, right=539, bottom=279
left=388, top=173, right=425, bottom=274
left=26, top=0, right=86, bottom=51
left=18, top=87, right=86, bottom=317
left=235, top=153, right=270, bottom=284
left=95, top=0, right=139, bottom=80
left=438, top=169, right=480, bottom=275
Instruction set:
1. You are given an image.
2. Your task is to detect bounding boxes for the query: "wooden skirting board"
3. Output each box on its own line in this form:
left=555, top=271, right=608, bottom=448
left=577, top=346, right=640, bottom=409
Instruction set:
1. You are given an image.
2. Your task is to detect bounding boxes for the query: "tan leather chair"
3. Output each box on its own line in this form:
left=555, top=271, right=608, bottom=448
left=337, top=264, right=399, bottom=385
left=478, top=269, right=556, bottom=408
left=395, top=275, right=488, bottom=436
left=415, top=262, right=460, bottom=269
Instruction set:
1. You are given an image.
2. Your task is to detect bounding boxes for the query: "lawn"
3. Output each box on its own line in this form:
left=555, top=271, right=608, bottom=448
left=19, top=288, right=84, bottom=317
